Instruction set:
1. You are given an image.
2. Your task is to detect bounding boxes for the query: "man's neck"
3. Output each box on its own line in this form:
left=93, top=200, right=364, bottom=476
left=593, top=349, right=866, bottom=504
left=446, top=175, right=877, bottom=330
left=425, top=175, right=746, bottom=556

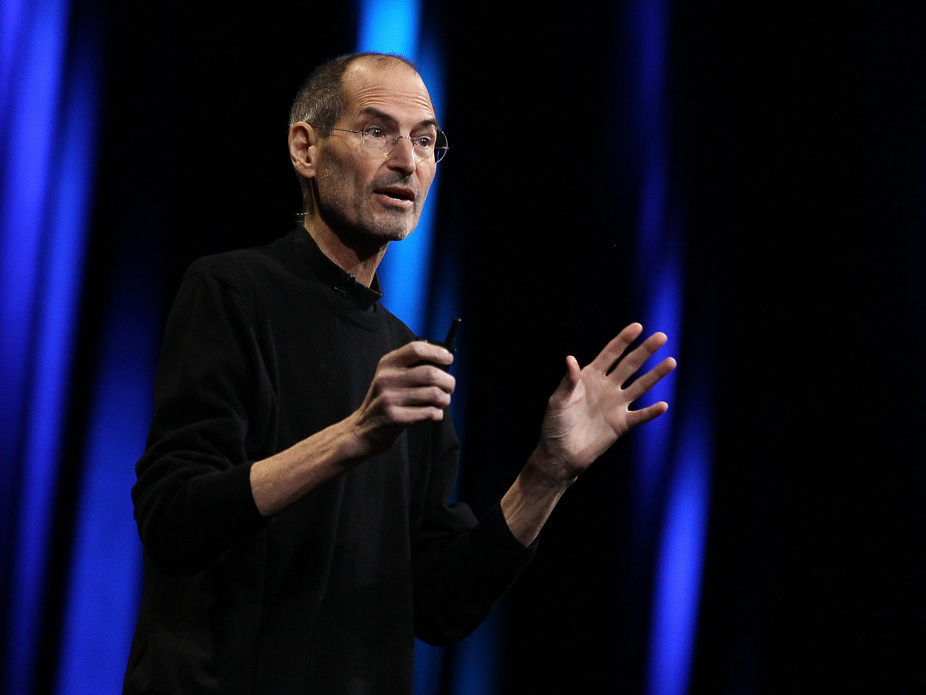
left=302, top=219, right=387, bottom=288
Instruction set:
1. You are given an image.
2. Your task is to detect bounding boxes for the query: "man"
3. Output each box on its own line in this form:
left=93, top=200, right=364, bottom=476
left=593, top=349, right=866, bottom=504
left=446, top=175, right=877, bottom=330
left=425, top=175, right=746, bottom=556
left=124, top=52, right=676, bottom=694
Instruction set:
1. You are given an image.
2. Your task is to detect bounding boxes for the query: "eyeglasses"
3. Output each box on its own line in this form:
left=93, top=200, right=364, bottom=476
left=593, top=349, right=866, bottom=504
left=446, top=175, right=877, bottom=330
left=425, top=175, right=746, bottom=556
left=320, top=124, right=449, bottom=164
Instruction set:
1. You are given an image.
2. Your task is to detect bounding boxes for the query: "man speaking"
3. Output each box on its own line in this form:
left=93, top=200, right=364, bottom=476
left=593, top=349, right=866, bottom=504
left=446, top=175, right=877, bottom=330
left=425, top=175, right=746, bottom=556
left=123, top=52, right=676, bottom=694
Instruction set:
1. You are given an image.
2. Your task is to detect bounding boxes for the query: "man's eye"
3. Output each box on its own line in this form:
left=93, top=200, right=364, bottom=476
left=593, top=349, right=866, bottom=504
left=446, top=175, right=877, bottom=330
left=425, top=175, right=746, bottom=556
left=413, top=135, right=434, bottom=149
left=363, top=126, right=387, bottom=138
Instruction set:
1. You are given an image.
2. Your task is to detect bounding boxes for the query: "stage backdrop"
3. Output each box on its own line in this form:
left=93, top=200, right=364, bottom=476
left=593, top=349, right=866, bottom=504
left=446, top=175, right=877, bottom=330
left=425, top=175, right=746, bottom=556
left=1, top=1, right=924, bottom=694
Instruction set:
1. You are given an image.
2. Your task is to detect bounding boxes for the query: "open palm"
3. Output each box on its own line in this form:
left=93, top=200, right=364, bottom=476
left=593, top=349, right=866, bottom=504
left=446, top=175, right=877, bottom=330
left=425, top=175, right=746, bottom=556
left=539, top=324, right=677, bottom=481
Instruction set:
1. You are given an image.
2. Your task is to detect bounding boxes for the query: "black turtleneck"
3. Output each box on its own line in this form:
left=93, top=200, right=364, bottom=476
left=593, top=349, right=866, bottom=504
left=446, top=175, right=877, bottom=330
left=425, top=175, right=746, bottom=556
left=124, top=227, right=534, bottom=695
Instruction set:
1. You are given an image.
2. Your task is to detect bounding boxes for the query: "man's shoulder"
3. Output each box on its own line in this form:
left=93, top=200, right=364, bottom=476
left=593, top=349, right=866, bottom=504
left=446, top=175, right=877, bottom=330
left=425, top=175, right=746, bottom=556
left=183, top=230, right=299, bottom=290
left=189, top=231, right=292, bottom=272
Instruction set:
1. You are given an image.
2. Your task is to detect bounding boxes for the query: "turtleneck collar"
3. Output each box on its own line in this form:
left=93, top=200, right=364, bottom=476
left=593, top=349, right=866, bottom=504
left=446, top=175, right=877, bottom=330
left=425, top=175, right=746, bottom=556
left=292, top=227, right=384, bottom=311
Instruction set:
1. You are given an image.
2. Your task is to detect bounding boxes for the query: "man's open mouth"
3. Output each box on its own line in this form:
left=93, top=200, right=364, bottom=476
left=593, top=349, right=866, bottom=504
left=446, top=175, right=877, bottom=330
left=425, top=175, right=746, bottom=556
left=375, top=186, right=416, bottom=203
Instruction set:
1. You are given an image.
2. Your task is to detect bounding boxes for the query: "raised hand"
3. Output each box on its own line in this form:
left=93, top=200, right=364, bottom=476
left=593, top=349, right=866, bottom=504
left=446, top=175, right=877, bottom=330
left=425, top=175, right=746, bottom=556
left=536, top=323, right=676, bottom=484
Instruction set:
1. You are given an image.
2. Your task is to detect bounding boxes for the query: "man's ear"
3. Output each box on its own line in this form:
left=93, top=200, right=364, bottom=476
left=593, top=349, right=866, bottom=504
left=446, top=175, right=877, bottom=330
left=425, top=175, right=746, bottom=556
left=289, top=122, right=318, bottom=179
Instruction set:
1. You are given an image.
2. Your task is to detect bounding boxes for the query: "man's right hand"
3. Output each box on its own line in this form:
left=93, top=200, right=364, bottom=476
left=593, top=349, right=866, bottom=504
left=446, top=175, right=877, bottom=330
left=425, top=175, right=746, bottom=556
left=349, top=341, right=456, bottom=457
left=250, top=341, right=454, bottom=517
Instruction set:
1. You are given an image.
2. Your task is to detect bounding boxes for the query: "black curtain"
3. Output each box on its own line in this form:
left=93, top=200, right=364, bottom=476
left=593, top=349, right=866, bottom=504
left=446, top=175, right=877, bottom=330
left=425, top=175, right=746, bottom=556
left=35, top=1, right=926, bottom=693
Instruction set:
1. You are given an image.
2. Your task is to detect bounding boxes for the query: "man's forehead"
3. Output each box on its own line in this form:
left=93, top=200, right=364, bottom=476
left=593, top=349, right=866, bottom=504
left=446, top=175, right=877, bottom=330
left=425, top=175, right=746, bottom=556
left=340, top=59, right=436, bottom=123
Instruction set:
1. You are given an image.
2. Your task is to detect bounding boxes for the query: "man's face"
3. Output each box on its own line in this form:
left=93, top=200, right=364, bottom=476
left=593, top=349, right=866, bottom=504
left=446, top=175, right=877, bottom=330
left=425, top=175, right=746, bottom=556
left=312, top=60, right=438, bottom=247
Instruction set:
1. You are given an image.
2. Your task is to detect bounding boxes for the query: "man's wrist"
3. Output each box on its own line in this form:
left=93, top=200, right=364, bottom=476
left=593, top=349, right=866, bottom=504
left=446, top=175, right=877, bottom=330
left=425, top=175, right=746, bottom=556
left=500, top=452, right=573, bottom=547
left=342, top=409, right=402, bottom=462
left=525, top=445, right=577, bottom=491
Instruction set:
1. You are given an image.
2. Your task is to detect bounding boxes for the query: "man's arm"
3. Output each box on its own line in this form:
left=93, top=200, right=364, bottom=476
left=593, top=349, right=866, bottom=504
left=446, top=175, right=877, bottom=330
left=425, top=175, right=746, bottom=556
left=249, top=340, right=456, bottom=516
left=254, top=322, right=674, bottom=539
left=501, top=323, right=677, bottom=545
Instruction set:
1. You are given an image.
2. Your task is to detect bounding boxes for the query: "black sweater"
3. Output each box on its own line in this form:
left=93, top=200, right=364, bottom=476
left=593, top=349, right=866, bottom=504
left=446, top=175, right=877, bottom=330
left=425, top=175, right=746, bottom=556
left=124, top=229, right=533, bottom=694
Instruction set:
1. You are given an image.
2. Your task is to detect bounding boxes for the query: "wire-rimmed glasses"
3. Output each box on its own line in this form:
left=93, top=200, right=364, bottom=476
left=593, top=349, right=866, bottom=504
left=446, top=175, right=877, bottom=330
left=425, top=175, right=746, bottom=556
left=319, top=124, right=449, bottom=164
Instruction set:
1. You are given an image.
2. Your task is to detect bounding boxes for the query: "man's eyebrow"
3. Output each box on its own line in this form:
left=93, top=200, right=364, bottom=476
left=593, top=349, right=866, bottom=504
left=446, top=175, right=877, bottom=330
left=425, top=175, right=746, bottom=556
left=357, top=106, right=439, bottom=130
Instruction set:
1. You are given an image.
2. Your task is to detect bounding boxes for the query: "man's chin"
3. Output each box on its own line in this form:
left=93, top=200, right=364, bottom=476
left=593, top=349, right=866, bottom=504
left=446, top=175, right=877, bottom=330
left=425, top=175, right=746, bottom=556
left=335, top=222, right=415, bottom=250
left=363, top=213, right=419, bottom=242
left=381, top=227, right=414, bottom=242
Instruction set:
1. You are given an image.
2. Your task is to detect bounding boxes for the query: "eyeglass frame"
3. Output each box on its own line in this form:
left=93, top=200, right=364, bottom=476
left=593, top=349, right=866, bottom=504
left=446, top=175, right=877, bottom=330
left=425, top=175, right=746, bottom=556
left=310, top=123, right=449, bottom=164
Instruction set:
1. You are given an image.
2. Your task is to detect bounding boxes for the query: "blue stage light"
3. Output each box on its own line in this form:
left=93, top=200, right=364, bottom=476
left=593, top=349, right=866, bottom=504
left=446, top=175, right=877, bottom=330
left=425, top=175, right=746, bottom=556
left=355, top=5, right=493, bottom=694
left=624, top=1, right=713, bottom=693
left=0, top=2, right=95, bottom=693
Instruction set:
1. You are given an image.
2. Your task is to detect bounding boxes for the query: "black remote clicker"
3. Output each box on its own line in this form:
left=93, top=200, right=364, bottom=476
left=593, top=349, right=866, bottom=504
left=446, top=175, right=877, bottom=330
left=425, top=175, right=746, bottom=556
left=415, top=317, right=461, bottom=371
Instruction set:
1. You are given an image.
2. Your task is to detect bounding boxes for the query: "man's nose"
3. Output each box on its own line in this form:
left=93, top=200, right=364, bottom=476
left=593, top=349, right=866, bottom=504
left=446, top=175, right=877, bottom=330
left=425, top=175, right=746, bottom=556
left=386, top=136, right=417, bottom=174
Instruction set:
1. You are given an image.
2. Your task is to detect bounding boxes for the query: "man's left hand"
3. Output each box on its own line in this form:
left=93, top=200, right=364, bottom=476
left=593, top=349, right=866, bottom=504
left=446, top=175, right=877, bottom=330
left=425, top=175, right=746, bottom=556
left=535, top=323, right=677, bottom=486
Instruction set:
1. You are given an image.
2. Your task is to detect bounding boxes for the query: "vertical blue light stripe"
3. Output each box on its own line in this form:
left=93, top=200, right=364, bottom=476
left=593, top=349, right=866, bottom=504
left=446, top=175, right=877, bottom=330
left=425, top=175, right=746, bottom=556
left=0, top=0, right=29, bottom=120
left=380, top=180, right=438, bottom=336
left=623, top=0, right=712, bottom=694
left=355, top=5, right=487, bottom=694
left=0, top=2, right=82, bottom=693
left=647, top=404, right=711, bottom=695
left=46, top=11, right=152, bottom=691
left=634, top=238, right=680, bottom=525
left=55, top=288, right=155, bottom=693
left=21, top=11, right=100, bottom=688
left=357, top=0, right=420, bottom=59
left=0, top=0, right=67, bottom=494
left=413, top=640, right=445, bottom=695
left=449, top=605, right=505, bottom=695
left=354, top=0, right=443, bottom=337
left=377, top=36, right=445, bottom=337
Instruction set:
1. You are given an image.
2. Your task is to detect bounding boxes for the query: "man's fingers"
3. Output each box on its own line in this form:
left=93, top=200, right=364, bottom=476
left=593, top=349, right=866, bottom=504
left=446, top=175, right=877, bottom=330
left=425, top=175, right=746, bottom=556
left=563, top=355, right=581, bottom=389
left=378, top=367, right=456, bottom=401
left=399, top=385, right=454, bottom=408
left=368, top=342, right=456, bottom=420
left=382, top=387, right=452, bottom=419
left=550, top=355, right=583, bottom=407
left=623, top=356, right=677, bottom=401
left=365, top=380, right=453, bottom=429
left=607, top=331, right=669, bottom=383
left=375, top=345, right=456, bottom=392
left=588, top=323, right=644, bottom=373
left=390, top=340, right=454, bottom=368
left=626, top=401, right=670, bottom=429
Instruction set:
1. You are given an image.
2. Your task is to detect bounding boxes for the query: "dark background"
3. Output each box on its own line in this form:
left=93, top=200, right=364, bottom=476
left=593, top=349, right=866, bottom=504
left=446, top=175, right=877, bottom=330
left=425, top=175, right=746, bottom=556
left=35, top=0, right=926, bottom=692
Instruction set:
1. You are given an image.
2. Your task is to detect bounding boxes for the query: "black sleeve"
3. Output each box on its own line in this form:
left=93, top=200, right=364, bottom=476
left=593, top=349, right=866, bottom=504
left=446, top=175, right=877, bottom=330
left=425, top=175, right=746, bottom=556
left=411, top=420, right=536, bottom=645
left=132, top=260, right=270, bottom=573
